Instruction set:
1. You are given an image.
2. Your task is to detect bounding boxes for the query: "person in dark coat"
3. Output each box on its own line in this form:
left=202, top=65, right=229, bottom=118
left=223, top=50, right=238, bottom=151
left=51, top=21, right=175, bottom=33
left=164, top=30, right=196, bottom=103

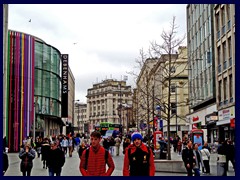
left=41, top=138, right=50, bottom=169
left=78, top=140, right=88, bottom=158
left=123, top=132, right=155, bottom=176
left=46, top=141, right=65, bottom=176
left=19, top=144, right=36, bottom=176
left=226, top=139, right=235, bottom=171
left=3, top=150, right=9, bottom=175
left=217, top=140, right=228, bottom=176
left=182, top=140, right=194, bottom=176
left=122, top=138, right=131, bottom=154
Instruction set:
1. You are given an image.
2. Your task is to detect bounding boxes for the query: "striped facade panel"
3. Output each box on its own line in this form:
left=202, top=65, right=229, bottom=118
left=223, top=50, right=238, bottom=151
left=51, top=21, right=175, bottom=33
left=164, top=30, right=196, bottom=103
left=6, top=31, right=35, bottom=152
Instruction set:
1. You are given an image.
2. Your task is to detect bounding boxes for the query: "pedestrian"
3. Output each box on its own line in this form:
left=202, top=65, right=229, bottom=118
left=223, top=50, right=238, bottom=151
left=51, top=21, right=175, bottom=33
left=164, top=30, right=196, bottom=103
left=158, top=137, right=167, bottom=159
left=35, top=137, right=42, bottom=158
left=41, top=138, right=50, bottom=169
left=109, top=136, right=115, bottom=155
left=3, top=150, right=9, bottom=175
left=79, top=131, right=115, bottom=176
left=19, top=144, right=36, bottom=176
left=61, top=136, right=69, bottom=156
left=46, top=141, right=65, bottom=176
left=123, top=137, right=131, bottom=154
left=68, top=136, right=73, bottom=157
left=182, top=140, right=194, bottom=176
left=172, top=137, right=178, bottom=153
left=226, top=139, right=235, bottom=171
left=78, top=140, right=88, bottom=158
left=103, top=137, right=110, bottom=151
left=192, top=143, right=204, bottom=176
left=115, top=135, right=121, bottom=156
left=74, top=135, right=81, bottom=152
left=123, top=132, right=155, bottom=176
left=177, top=139, right=182, bottom=155
left=201, top=145, right=211, bottom=174
left=217, top=140, right=228, bottom=176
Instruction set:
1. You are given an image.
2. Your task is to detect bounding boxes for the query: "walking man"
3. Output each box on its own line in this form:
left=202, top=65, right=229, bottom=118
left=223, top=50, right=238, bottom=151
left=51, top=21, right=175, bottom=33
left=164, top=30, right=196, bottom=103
left=115, top=135, right=121, bottom=156
left=79, top=131, right=115, bottom=176
left=46, top=141, right=65, bottom=176
left=182, top=140, right=194, bottom=176
left=123, top=132, right=155, bottom=176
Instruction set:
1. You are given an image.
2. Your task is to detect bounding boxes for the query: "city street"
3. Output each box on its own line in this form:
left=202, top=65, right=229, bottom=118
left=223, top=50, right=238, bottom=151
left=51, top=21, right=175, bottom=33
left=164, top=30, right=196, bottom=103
left=4, top=145, right=235, bottom=176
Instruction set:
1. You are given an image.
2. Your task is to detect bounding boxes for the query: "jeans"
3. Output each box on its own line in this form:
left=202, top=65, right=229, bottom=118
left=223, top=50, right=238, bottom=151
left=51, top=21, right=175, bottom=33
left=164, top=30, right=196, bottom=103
left=48, top=167, right=62, bottom=176
left=193, top=168, right=200, bottom=176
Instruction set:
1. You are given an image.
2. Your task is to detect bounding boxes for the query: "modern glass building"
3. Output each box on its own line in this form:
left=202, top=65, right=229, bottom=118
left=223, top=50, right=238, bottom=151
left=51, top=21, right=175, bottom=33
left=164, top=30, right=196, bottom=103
left=5, top=30, right=63, bottom=152
left=34, top=38, right=63, bottom=137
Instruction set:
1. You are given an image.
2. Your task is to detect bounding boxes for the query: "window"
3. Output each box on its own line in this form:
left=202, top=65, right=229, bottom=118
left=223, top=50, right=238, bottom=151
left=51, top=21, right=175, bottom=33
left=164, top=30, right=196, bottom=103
left=171, top=103, right=176, bottom=115
left=217, top=46, right=221, bottom=64
left=221, top=6, right=225, bottom=25
left=223, top=77, right=228, bottom=101
left=228, top=37, right=232, bottom=59
left=170, top=84, right=176, bottom=93
left=226, top=4, right=230, bottom=21
left=218, top=80, right=222, bottom=102
left=229, top=74, right=233, bottom=99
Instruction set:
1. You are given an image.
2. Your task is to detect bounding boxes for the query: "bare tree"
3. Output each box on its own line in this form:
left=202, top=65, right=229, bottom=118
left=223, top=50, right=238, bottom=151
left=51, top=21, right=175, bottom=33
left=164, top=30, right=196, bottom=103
left=129, top=16, right=188, bottom=160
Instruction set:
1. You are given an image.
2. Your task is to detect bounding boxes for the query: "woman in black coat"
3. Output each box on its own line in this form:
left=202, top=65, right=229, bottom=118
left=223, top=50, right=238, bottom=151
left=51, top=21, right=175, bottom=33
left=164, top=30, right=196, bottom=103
left=19, top=144, right=35, bottom=176
left=41, top=138, right=51, bottom=169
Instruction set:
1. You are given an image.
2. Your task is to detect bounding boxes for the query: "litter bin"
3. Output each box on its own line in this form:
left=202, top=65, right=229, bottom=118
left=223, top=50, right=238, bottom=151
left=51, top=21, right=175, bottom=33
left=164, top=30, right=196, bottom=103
left=154, top=150, right=160, bottom=159
left=160, top=151, right=167, bottom=159
left=217, top=154, right=227, bottom=176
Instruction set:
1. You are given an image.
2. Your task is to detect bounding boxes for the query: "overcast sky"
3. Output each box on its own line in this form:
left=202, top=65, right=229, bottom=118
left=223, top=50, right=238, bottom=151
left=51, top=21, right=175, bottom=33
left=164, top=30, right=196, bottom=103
left=8, top=4, right=187, bottom=103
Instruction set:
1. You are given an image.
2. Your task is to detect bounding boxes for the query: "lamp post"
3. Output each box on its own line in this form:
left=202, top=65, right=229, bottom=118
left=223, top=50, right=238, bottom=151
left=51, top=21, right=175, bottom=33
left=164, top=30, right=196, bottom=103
left=152, top=85, right=155, bottom=134
left=118, top=83, right=122, bottom=126
left=81, top=108, right=84, bottom=133
left=77, top=103, right=80, bottom=133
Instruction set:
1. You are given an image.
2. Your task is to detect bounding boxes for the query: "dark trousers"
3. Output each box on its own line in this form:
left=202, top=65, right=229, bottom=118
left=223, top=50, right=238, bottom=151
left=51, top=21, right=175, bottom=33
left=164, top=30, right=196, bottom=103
left=185, top=166, right=193, bottom=176
left=48, top=167, right=62, bottom=176
left=203, top=160, right=210, bottom=173
left=22, top=169, right=32, bottom=176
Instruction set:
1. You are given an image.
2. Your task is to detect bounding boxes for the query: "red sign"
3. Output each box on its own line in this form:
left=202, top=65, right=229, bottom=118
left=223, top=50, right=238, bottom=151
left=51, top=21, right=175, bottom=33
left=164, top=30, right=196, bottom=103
left=193, top=116, right=199, bottom=122
left=230, top=118, right=235, bottom=128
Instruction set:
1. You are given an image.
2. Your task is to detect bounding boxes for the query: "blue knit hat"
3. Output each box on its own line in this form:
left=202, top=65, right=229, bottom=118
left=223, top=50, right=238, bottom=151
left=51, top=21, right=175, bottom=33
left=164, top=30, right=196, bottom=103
left=131, top=132, right=143, bottom=141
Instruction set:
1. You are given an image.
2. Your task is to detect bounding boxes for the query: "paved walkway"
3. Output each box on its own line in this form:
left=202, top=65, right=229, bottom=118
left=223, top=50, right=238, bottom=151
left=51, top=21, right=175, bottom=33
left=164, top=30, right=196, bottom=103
left=4, top=146, right=235, bottom=176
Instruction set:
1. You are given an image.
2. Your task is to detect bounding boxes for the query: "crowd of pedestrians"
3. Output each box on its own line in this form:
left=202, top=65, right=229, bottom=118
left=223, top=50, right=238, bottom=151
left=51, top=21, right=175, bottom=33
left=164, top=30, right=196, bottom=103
left=3, top=131, right=235, bottom=176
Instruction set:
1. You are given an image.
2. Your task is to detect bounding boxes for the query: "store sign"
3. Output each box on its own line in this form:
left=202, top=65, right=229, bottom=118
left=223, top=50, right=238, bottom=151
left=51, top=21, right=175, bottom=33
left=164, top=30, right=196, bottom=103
left=61, top=54, right=69, bottom=118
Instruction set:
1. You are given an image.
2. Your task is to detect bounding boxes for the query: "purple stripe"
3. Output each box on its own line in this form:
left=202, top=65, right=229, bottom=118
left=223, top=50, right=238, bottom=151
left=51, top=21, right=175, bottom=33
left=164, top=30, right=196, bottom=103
left=24, top=34, right=28, bottom=137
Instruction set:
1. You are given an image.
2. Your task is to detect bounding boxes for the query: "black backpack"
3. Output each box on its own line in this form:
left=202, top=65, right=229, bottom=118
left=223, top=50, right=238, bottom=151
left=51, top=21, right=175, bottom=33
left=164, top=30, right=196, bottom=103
left=84, top=148, right=109, bottom=170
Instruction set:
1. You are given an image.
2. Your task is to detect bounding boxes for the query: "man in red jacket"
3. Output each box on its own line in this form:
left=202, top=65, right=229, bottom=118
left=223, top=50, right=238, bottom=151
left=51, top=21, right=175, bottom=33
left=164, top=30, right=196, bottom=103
left=123, top=132, right=155, bottom=176
left=79, top=131, right=115, bottom=176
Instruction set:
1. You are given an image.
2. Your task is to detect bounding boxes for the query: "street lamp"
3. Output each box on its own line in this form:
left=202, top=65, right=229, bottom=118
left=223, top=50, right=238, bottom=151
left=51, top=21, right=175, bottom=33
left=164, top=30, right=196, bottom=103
left=81, top=108, right=84, bottom=133
left=118, top=83, right=122, bottom=126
